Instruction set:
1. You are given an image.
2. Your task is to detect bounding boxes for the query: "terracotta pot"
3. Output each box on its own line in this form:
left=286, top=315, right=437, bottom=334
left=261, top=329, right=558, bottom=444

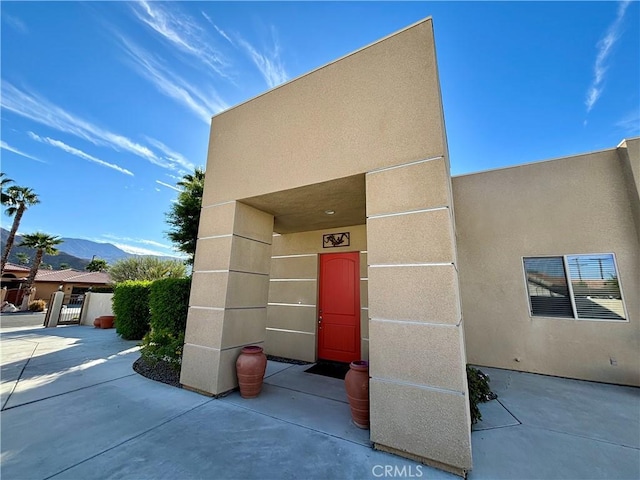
left=93, top=317, right=101, bottom=328
left=99, top=316, right=115, bottom=329
left=344, top=360, right=370, bottom=429
left=236, top=345, right=267, bottom=398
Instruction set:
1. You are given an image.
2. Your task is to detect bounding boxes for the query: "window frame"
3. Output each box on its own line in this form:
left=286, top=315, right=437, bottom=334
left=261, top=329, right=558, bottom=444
left=521, top=253, right=629, bottom=323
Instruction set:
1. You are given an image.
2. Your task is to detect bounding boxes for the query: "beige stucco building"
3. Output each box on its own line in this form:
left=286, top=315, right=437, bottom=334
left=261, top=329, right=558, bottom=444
left=455, top=139, right=639, bottom=388
left=180, top=17, right=639, bottom=476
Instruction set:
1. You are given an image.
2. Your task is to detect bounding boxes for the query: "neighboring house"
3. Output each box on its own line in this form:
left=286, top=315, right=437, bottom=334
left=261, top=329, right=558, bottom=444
left=1, top=262, right=30, bottom=281
left=33, top=269, right=112, bottom=301
left=1, top=265, right=112, bottom=304
left=1, top=263, right=30, bottom=304
left=170, top=17, right=637, bottom=477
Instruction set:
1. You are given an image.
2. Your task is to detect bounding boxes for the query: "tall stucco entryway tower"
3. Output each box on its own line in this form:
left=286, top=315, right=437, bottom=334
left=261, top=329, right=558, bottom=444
left=181, top=18, right=473, bottom=476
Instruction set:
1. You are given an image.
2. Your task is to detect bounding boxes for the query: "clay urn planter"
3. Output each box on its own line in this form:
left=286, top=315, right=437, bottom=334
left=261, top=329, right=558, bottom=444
left=99, top=315, right=115, bottom=329
left=95, top=316, right=115, bottom=329
left=344, top=360, right=370, bottom=429
left=236, top=345, right=267, bottom=399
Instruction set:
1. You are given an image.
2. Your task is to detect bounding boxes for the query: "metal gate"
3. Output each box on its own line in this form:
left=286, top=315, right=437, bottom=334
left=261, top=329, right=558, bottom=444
left=5, top=288, right=26, bottom=306
left=54, top=293, right=86, bottom=325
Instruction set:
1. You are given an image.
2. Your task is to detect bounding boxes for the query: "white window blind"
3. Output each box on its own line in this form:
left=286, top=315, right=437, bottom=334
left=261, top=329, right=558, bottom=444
left=523, top=254, right=626, bottom=321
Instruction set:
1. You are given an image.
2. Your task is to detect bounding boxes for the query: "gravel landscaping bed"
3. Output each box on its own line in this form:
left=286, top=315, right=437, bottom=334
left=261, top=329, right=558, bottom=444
left=133, top=354, right=312, bottom=389
left=133, top=357, right=181, bottom=388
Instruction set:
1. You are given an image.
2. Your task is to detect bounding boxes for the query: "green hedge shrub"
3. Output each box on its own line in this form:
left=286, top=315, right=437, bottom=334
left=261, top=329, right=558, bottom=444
left=112, top=281, right=152, bottom=340
left=148, top=278, right=191, bottom=334
left=90, top=286, right=115, bottom=293
left=141, top=277, right=191, bottom=369
left=467, top=366, right=497, bottom=424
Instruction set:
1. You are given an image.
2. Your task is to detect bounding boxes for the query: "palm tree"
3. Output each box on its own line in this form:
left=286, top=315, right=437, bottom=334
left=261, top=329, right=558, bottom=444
left=176, top=167, right=205, bottom=190
left=166, top=167, right=205, bottom=264
left=16, top=252, right=30, bottom=265
left=1, top=186, right=40, bottom=274
left=19, top=232, right=63, bottom=289
left=86, top=258, right=108, bottom=272
left=0, top=173, right=14, bottom=206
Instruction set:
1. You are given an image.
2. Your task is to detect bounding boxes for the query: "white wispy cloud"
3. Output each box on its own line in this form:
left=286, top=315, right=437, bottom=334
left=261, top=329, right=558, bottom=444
left=3, top=14, right=28, bottom=34
left=28, top=132, right=134, bottom=176
left=236, top=27, right=288, bottom=88
left=201, top=12, right=234, bottom=46
left=0, top=140, right=45, bottom=163
left=144, top=136, right=195, bottom=173
left=130, top=1, right=229, bottom=79
left=117, top=35, right=228, bottom=124
left=95, top=233, right=182, bottom=257
left=615, top=110, right=640, bottom=135
left=1, top=81, right=169, bottom=168
left=114, top=243, right=181, bottom=257
left=155, top=180, right=181, bottom=192
left=101, top=234, right=172, bottom=250
left=585, top=1, right=631, bottom=112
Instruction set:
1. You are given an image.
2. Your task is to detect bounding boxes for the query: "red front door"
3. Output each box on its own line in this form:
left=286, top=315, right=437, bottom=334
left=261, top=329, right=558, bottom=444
left=318, top=252, right=360, bottom=363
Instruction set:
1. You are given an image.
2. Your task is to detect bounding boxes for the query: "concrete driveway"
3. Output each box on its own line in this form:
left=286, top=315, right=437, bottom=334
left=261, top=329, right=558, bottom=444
left=1, top=317, right=638, bottom=479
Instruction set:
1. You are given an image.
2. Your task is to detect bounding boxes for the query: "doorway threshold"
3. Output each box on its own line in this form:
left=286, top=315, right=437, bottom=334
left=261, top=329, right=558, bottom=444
left=219, top=360, right=370, bottom=447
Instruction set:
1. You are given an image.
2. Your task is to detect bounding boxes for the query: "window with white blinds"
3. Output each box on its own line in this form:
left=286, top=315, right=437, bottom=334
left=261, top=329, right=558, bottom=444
left=523, top=254, right=626, bottom=321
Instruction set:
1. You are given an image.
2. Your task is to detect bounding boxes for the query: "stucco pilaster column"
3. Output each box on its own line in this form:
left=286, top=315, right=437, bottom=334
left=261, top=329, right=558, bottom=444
left=365, top=157, right=472, bottom=476
left=44, top=291, right=65, bottom=328
left=180, top=201, right=274, bottom=396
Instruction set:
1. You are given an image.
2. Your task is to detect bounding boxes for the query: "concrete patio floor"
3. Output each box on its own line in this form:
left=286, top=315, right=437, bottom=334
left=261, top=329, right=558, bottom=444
left=1, top=316, right=638, bottom=479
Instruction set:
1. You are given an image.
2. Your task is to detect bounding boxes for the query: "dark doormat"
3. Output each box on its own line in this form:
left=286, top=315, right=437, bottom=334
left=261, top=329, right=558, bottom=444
left=304, top=360, right=350, bottom=380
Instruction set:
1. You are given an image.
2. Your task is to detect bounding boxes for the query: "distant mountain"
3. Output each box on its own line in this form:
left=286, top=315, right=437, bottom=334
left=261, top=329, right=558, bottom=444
left=57, top=237, right=135, bottom=264
left=1, top=229, right=89, bottom=270
left=1, top=228, right=178, bottom=270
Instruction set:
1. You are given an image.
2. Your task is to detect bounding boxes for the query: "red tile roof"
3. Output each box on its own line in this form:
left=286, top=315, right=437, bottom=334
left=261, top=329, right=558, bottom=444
left=3, top=263, right=30, bottom=273
left=34, top=269, right=112, bottom=284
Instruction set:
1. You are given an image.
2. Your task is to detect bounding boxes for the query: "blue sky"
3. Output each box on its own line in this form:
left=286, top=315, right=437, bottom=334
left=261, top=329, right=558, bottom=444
left=1, top=1, right=638, bottom=259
